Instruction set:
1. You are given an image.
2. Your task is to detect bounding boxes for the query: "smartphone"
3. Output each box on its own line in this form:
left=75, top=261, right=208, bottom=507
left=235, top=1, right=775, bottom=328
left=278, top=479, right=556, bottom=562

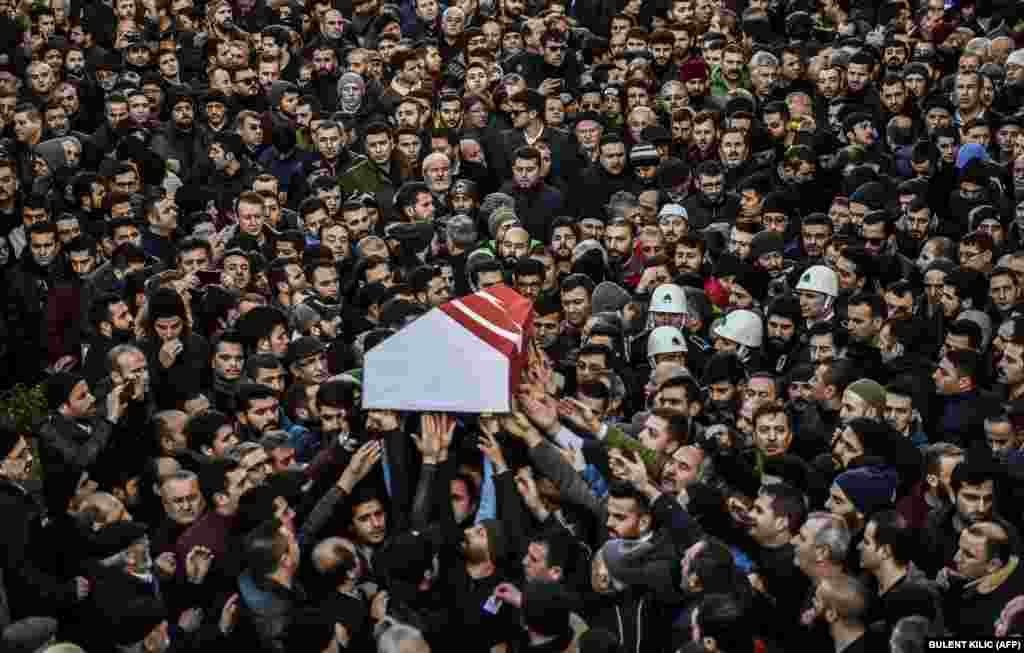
left=196, top=270, right=222, bottom=287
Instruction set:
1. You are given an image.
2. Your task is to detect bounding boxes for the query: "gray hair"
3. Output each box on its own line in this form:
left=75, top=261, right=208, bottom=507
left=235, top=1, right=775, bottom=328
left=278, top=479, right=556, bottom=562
left=890, top=615, right=936, bottom=653
left=964, top=38, right=990, bottom=56
left=750, top=51, right=779, bottom=68
left=1007, top=49, right=1024, bottom=67
left=660, top=80, right=684, bottom=97
left=606, top=191, right=639, bottom=220
left=159, top=469, right=198, bottom=493
left=421, top=151, right=450, bottom=174
left=376, top=619, right=429, bottom=653
left=225, top=441, right=262, bottom=464
left=108, top=343, right=144, bottom=374
left=806, top=511, right=851, bottom=563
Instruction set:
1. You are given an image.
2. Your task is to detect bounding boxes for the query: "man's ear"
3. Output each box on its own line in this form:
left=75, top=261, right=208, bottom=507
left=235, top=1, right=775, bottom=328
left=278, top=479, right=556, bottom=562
left=773, top=515, right=788, bottom=534
left=702, top=636, right=718, bottom=653
left=99, top=320, right=113, bottom=338
left=639, top=513, right=652, bottom=533
left=925, top=472, right=939, bottom=489
left=688, top=400, right=702, bottom=419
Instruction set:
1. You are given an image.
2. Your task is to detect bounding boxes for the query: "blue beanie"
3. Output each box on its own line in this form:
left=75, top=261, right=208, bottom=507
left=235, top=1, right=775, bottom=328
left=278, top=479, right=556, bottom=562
left=835, top=465, right=898, bottom=516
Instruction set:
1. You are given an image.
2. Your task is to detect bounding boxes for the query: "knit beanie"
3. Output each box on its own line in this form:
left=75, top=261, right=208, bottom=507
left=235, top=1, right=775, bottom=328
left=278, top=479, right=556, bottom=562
left=481, top=194, right=515, bottom=232
left=45, top=372, right=85, bottom=411
left=702, top=351, right=746, bottom=386
left=573, top=239, right=608, bottom=267
left=849, top=182, right=887, bottom=210
left=488, top=205, right=519, bottom=239
left=846, top=378, right=886, bottom=413
left=749, top=231, right=785, bottom=261
left=765, top=294, right=801, bottom=325
left=592, top=281, right=632, bottom=314
left=733, top=262, right=769, bottom=302
left=834, top=465, right=898, bottom=516
left=958, top=309, right=993, bottom=350
left=148, top=288, right=187, bottom=322
left=630, top=142, right=659, bottom=167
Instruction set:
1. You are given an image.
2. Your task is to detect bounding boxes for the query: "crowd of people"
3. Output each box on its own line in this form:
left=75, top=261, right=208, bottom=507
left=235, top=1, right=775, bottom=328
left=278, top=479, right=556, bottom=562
left=1, top=0, right=1024, bottom=651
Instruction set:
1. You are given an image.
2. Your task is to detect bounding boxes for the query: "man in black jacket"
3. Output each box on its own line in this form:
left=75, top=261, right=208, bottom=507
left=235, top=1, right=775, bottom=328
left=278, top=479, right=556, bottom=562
left=0, top=424, right=90, bottom=621
left=36, top=371, right=128, bottom=483
left=4, top=222, right=64, bottom=385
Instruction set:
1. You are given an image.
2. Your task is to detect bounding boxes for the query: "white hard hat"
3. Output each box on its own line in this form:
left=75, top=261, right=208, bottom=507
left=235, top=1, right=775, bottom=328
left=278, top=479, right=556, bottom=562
left=648, top=326, right=688, bottom=363
left=712, top=309, right=764, bottom=349
left=649, top=283, right=688, bottom=315
left=795, top=265, right=839, bottom=298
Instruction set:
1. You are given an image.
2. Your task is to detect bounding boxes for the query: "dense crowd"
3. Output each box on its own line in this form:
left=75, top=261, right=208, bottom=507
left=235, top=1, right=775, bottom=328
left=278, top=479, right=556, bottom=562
left=1, top=0, right=1024, bottom=651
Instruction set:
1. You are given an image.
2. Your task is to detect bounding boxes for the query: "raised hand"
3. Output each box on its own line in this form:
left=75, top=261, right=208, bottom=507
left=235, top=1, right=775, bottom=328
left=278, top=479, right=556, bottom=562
left=518, top=389, right=559, bottom=436
left=159, top=338, right=183, bottom=368
left=370, top=590, right=390, bottom=622
left=178, top=607, right=204, bottom=632
left=219, top=594, right=240, bottom=635
left=611, top=449, right=650, bottom=491
left=155, top=551, right=177, bottom=577
left=557, top=397, right=601, bottom=435
left=477, top=431, right=508, bottom=473
left=514, top=467, right=547, bottom=518
left=338, top=440, right=383, bottom=493
left=501, top=411, right=542, bottom=447
left=185, top=546, right=214, bottom=584
left=422, top=413, right=456, bottom=459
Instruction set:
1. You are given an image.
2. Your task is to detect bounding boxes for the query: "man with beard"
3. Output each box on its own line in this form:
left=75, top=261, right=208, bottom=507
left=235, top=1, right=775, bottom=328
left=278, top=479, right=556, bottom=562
left=995, top=319, right=1024, bottom=399
left=921, top=453, right=1001, bottom=578
left=202, top=133, right=257, bottom=218
left=234, top=382, right=282, bottom=442
left=518, top=30, right=582, bottom=96
left=901, top=198, right=938, bottom=259
left=548, top=218, right=578, bottom=279
left=6, top=222, right=64, bottom=384
left=574, top=134, right=638, bottom=221
left=601, top=219, right=633, bottom=273
left=711, top=44, right=750, bottom=96
left=81, top=293, right=138, bottom=383
left=742, top=482, right=810, bottom=642
left=46, top=234, right=99, bottom=368
left=682, top=161, right=739, bottom=230
left=152, top=92, right=198, bottom=182
left=749, top=231, right=786, bottom=284
left=883, top=378, right=929, bottom=449
left=37, top=371, right=128, bottom=485
left=630, top=143, right=660, bottom=190
left=701, top=351, right=746, bottom=425
left=762, top=295, right=801, bottom=374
